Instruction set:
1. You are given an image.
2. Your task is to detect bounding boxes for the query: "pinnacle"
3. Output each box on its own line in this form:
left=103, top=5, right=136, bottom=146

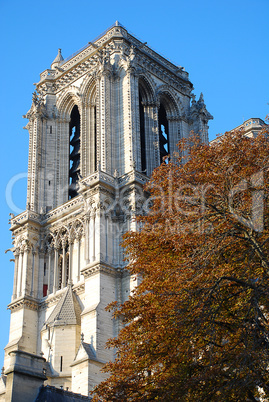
left=51, top=48, right=64, bottom=69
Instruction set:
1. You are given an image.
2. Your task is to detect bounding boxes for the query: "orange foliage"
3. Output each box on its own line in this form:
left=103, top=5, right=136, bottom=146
left=94, top=125, right=269, bottom=401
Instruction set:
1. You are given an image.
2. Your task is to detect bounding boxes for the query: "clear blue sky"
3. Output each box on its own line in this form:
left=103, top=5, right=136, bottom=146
left=0, top=0, right=268, bottom=365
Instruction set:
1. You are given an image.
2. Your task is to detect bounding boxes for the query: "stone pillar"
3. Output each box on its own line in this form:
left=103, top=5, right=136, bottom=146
left=17, top=250, right=24, bottom=298
left=84, top=214, right=90, bottom=264
left=4, top=351, right=47, bottom=402
left=61, top=240, right=66, bottom=288
left=57, top=117, right=70, bottom=206
left=30, top=250, right=36, bottom=297
left=47, top=248, right=52, bottom=295
left=127, top=66, right=140, bottom=170
left=97, top=61, right=112, bottom=174
left=90, top=211, right=96, bottom=262
left=167, top=116, right=180, bottom=160
left=144, top=102, right=159, bottom=175
left=69, top=238, right=73, bottom=284
left=27, top=114, right=42, bottom=212
left=12, top=250, right=19, bottom=300
left=53, top=248, right=58, bottom=293
left=22, top=245, right=31, bottom=296
left=77, top=237, right=81, bottom=282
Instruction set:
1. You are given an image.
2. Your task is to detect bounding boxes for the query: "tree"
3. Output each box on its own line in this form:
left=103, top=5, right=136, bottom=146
left=93, top=125, right=269, bottom=401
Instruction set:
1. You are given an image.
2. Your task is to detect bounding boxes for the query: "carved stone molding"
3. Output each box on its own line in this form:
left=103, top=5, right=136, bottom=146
left=81, top=263, right=118, bottom=279
left=8, top=297, right=39, bottom=312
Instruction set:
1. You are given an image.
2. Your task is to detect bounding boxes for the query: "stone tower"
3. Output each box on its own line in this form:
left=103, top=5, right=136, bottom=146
left=0, top=22, right=212, bottom=401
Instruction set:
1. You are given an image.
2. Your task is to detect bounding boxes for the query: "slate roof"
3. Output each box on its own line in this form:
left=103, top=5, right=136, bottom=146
left=44, top=285, right=81, bottom=328
left=35, top=385, right=92, bottom=401
left=81, top=342, right=97, bottom=361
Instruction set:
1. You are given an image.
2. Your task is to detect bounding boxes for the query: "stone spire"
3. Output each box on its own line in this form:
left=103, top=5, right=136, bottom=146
left=51, top=48, right=64, bottom=69
left=43, top=285, right=81, bottom=328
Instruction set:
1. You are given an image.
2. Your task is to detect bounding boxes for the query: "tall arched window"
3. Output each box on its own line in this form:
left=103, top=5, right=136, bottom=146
left=69, top=105, right=80, bottom=199
left=139, top=92, right=146, bottom=173
left=158, top=103, right=169, bottom=163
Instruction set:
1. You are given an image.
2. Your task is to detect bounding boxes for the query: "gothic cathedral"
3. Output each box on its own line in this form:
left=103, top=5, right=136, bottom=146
left=0, top=23, right=212, bottom=401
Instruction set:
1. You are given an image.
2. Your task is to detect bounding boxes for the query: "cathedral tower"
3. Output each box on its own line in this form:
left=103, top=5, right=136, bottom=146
left=0, top=22, right=212, bottom=401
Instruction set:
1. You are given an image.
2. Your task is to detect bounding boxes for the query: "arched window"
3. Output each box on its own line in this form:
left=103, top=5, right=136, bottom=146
left=139, top=92, right=146, bottom=173
left=158, top=103, right=169, bottom=163
left=69, top=105, right=80, bottom=199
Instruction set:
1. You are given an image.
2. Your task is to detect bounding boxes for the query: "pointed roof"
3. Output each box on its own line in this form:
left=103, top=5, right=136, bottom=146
left=51, top=48, right=64, bottom=69
left=80, top=342, right=97, bottom=360
left=44, top=286, right=81, bottom=328
left=71, top=341, right=99, bottom=366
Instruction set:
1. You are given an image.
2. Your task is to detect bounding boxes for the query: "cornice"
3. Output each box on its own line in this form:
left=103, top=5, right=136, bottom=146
left=8, top=296, right=39, bottom=312
left=81, top=262, right=122, bottom=279
left=35, top=26, right=192, bottom=98
left=10, top=210, right=41, bottom=233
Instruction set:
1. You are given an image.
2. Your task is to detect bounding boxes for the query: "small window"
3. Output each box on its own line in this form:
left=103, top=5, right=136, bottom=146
left=43, top=284, right=48, bottom=297
left=60, top=356, right=63, bottom=372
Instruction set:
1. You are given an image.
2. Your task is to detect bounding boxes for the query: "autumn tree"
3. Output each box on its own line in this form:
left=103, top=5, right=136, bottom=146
left=94, top=124, right=269, bottom=401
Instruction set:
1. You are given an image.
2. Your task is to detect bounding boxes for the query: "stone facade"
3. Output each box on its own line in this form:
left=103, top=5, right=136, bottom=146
left=210, top=117, right=267, bottom=145
left=0, top=22, right=212, bottom=401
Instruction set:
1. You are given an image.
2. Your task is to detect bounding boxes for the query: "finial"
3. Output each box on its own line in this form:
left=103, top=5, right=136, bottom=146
left=115, top=20, right=119, bottom=26
left=81, top=333, right=84, bottom=342
left=51, top=48, right=64, bottom=69
left=198, top=92, right=204, bottom=103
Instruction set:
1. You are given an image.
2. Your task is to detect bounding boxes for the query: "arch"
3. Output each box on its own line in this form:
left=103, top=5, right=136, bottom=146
left=70, top=218, right=84, bottom=241
left=138, top=74, right=155, bottom=105
left=155, top=87, right=181, bottom=163
left=80, top=75, right=97, bottom=106
left=156, top=85, right=180, bottom=119
left=44, top=233, right=55, bottom=252
left=56, top=89, right=81, bottom=118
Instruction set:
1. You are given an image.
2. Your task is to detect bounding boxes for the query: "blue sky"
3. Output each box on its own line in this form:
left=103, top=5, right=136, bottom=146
left=0, top=0, right=268, bottom=365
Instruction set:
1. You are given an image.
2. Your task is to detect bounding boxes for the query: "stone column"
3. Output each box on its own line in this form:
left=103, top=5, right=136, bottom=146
left=61, top=240, right=66, bottom=288
left=17, top=250, right=23, bottom=297
left=97, top=62, right=112, bottom=174
left=167, top=116, right=180, bottom=161
left=30, top=250, right=36, bottom=297
left=144, top=102, right=159, bottom=175
left=53, top=247, right=58, bottom=293
left=77, top=236, right=81, bottom=282
left=90, top=211, right=96, bottom=262
left=12, top=250, right=20, bottom=300
left=47, top=248, right=52, bottom=295
left=84, top=214, right=90, bottom=264
left=21, top=245, right=31, bottom=296
left=69, top=238, right=73, bottom=284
